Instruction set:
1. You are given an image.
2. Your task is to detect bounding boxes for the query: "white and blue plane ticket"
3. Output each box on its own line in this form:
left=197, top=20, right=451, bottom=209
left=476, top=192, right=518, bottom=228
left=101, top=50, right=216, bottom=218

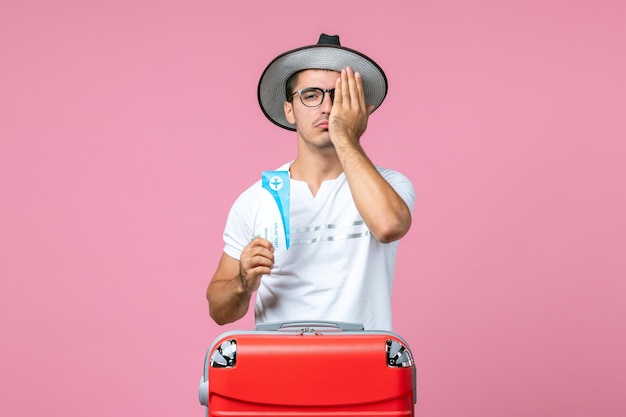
left=261, top=170, right=290, bottom=250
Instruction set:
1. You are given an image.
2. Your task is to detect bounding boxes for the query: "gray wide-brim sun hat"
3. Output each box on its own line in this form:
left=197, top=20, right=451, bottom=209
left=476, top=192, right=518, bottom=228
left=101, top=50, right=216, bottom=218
left=258, top=33, right=388, bottom=131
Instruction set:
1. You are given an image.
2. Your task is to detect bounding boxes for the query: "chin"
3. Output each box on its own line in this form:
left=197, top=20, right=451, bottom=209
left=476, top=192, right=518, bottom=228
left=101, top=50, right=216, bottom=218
left=300, top=131, right=333, bottom=149
left=313, top=135, right=334, bottom=150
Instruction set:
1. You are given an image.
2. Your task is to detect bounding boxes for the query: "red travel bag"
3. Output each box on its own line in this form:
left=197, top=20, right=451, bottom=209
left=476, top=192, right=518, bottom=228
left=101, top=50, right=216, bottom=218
left=198, top=321, right=417, bottom=417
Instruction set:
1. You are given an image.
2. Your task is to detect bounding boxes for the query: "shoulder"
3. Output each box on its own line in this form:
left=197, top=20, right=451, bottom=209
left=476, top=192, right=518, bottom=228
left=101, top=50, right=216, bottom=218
left=375, top=166, right=413, bottom=186
left=375, top=165, right=416, bottom=210
left=230, top=162, right=292, bottom=207
left=233, top=179, right=263, bottom=203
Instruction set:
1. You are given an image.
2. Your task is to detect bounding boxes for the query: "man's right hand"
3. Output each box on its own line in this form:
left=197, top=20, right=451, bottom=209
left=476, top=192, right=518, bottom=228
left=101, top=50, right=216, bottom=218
left=238, top=237, right=275, bottom=294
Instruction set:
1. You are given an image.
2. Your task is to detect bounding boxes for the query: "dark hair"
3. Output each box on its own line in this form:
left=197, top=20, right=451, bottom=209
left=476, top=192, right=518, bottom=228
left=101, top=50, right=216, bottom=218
left=285, top=71, right=302, bottom=101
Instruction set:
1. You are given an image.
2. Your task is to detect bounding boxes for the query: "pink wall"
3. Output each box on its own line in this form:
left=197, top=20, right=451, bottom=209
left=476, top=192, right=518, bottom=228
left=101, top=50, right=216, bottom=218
left=1, top=1, right=625, bottom=416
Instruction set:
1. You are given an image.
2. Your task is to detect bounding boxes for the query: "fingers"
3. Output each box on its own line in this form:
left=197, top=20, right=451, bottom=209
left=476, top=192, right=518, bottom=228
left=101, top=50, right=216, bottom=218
left=243, top=238, right=274, bottom=270
left=330, top=67, right=370, bottom=142
left=346, top=67, right=363, bottom=108
left=334, top=76, right=342, bottom=106
left=335, top=67, right=366, bottom=110
left=239, top=237, right=274, bottom=292
left=248, top=236, right=275, bottom=253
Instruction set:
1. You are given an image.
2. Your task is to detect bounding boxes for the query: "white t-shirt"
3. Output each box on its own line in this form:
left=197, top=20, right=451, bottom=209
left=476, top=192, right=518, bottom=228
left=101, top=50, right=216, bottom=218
left=223, top=162, right=415, bottom=331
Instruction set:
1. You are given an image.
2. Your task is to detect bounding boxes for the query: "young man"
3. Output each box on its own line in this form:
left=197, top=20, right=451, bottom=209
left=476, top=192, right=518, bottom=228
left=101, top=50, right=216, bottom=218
left=206, top=34, right=415, bottom=331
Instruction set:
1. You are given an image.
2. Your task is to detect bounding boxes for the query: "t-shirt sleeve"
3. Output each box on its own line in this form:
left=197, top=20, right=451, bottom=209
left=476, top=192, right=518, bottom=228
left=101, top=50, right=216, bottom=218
left=222, top=183, right=260, bottom=260
left=378, top=167, right=416, bottom=213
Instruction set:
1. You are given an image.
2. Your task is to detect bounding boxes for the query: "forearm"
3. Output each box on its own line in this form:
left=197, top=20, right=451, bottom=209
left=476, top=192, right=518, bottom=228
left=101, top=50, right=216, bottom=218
left=328, top=68, right=411, bottom=242
left=207, top=242, right=273, bottom=325
left=206, top=250, right=253, bottom=325
left=335, top=140, right=412, bottom=243
left=206, top=276, right=252, bottom=325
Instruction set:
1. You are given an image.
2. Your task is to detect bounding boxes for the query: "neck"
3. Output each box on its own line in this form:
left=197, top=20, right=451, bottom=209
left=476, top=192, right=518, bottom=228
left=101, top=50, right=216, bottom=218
left=290, top=146, right=343, bottom=197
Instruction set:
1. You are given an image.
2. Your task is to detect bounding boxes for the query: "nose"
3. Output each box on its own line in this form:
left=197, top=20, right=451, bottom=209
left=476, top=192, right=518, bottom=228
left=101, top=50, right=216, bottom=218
left=320, top=89, right=334, bottom=112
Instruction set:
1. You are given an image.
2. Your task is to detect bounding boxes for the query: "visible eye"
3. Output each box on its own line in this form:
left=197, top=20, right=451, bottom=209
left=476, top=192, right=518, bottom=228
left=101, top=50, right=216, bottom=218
left=300, top=88, right=322, bottom=102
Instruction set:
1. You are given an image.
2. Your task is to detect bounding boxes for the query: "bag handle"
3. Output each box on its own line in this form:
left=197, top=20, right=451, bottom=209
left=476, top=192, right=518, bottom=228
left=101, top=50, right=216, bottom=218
left=255, top=320, right=364, bottom=332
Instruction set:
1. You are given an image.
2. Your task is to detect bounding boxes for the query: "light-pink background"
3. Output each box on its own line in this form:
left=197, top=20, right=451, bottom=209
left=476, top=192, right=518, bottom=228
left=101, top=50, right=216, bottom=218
left=1, top=1, right=625, bottom=416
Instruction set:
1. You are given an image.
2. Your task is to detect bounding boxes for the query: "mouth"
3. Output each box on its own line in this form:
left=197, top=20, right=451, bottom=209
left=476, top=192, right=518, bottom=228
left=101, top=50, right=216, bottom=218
left=315, top=119, right=329, bottom=129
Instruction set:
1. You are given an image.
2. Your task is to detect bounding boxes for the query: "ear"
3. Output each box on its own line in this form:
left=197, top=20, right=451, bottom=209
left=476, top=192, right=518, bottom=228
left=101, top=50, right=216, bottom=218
left=284, top=101, right=296, bottom=125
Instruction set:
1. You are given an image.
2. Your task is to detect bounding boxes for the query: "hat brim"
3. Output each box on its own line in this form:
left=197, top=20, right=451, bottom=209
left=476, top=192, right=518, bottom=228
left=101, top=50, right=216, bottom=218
left=258, top=44, right=388, bottom=131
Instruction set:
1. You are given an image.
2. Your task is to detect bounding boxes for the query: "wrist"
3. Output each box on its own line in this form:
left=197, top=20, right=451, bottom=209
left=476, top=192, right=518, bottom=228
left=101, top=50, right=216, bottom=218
left=236, top=267, right=250, bottom=294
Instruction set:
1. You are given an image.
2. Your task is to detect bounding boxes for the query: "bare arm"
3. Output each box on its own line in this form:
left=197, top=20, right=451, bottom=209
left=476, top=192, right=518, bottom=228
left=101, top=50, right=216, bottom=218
left=206, top=238, right=274, bottom=325
left=329, top=67, right=412, bottom=243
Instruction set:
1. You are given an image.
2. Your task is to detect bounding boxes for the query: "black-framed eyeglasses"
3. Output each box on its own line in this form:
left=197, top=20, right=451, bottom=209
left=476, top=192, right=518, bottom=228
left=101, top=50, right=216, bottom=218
left=290, top=87, right=335, bottom=107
